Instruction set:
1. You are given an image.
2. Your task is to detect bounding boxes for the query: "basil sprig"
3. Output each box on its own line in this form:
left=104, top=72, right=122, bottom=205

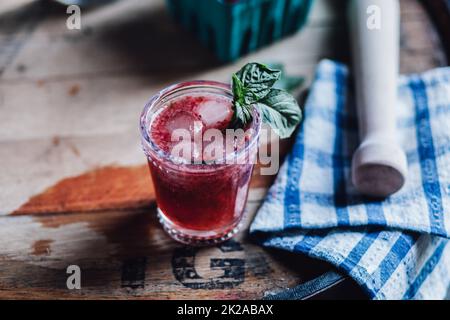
left=231, top=63, right=302, bottom=139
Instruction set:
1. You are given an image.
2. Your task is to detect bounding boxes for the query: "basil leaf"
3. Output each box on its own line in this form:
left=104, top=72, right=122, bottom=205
left=232, top=74, right=245, bottom=104
left=235, top=63, right=281, bottom=104
left=257, top=89, right=302, bottom=139
left=231, top=62, right=304, bottom=137
left=231, top=101, right=252, bottom=129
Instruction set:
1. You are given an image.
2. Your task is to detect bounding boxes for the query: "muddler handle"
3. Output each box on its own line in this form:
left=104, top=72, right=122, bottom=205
left=348, top=0, right=408, bottom=197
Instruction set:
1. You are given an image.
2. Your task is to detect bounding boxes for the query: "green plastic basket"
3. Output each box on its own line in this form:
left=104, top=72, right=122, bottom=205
left=166, top=0, right=314, bottom=62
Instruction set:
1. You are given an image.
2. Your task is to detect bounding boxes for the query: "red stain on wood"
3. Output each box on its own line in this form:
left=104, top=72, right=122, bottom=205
left=11, top=144, right=285, bottom=216
left=31, top=239, right=53, bottom=256
left=68, top=142, right=80, bottom=157
left=52, top=136, right=60, bottom=147
left=12, top=165, right=156, bottom=215
left=68, top=84, right=80, bottom=96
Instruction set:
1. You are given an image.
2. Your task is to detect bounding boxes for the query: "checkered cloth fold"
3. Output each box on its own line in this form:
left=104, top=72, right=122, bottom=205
left=250, top=60, right=450, bottom=300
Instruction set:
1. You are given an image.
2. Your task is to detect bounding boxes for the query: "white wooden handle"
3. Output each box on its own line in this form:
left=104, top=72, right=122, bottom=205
left=348, top=0, right=407, bottom=197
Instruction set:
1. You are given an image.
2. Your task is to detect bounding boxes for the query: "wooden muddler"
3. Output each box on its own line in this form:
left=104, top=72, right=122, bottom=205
left=348, top=0, right=408, bottom=197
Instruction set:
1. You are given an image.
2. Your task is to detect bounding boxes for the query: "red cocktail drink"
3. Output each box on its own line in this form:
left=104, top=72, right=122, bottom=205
left=140, top=81, right=260, bottom=245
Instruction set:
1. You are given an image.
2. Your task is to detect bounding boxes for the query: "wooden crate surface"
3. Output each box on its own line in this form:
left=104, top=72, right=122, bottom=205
left=0, top=0, right=447, bottom=299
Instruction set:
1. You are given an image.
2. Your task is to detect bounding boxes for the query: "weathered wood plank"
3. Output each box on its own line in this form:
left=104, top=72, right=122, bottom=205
left=11, top=165, right=155, bottom=215
left=0, top=0, right=448, bottom=299
left=0, top=204, right=332, bottom=299
left=1, top=1, right=343, bottom=81
left=0, top=132, right=145, bottom=214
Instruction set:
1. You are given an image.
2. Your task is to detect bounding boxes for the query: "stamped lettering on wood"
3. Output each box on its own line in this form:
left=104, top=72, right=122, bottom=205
left=172, top=240, right=245, bottom=289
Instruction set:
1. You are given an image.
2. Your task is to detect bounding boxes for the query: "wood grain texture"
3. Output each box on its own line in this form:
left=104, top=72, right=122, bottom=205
left=0, top=206, right=333, bottom=299
left=0, top=0, right=447, bottom=299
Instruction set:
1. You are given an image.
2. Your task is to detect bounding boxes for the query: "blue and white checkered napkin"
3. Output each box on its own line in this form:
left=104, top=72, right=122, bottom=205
left=250, top=60, right=450, bottom=300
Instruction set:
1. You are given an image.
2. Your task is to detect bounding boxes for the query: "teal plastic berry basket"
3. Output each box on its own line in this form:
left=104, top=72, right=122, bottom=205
left=166, top=0, right=314, bottom=62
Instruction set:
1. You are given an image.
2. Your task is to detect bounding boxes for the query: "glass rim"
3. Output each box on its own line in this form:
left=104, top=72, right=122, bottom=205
left=140, top=80, right=261, bottom=170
